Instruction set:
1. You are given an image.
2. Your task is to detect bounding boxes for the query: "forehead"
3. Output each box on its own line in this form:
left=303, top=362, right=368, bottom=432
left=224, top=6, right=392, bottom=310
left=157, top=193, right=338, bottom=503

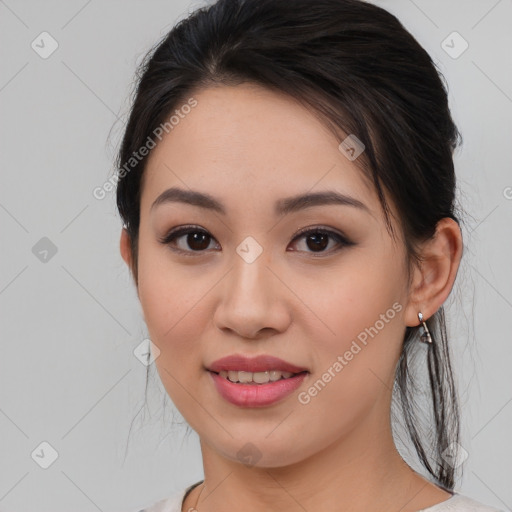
left=141, top=83, right=381, bottom=219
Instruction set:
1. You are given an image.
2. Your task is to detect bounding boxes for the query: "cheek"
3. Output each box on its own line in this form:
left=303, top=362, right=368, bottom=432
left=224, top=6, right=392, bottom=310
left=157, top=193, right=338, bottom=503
left=136, top=248, right=206, bottom=364
left=322, top=254, right=404, bottom=337
left=137, top=254, right=211, bottom=414
left=296, top=287, right=404, bottom=446
left=311, top=250, right=406, bottom=386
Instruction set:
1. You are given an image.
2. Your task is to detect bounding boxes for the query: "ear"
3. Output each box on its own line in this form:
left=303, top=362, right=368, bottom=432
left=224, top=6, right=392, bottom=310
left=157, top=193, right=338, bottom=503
left=120, top=227, right=134, bottom=274
left=403, top=218, right=463, bottom=328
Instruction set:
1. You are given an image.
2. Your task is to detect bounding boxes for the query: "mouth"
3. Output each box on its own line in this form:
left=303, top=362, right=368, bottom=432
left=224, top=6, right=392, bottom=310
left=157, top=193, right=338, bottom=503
left=206, top=354, right=309, bottom=406
left=207, top=353, right=309, bottom=375
left=208, top=369, right=309, bottom=385
left=207, top=369, right=309, bottom=407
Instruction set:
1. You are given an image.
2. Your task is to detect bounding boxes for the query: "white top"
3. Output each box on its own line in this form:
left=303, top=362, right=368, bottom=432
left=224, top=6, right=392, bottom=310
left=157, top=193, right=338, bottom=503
left=138, top=481, right=507, bottom=512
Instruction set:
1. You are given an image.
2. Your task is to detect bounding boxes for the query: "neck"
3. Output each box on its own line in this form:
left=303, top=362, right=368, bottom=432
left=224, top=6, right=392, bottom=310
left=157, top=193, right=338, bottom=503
left=186, top=402, right=451, bottom=512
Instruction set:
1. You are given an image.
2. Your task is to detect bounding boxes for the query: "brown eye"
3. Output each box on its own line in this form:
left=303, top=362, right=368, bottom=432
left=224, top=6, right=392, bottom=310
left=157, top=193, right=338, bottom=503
left=305, top=232, right=329, bottom=251
left=288, top=227, right=353, bottom=255
left=159, top=225, right=353, bottom=257
left=159, top=226, right=219, bottom=255
left=183, top=231, right=211, bottom=251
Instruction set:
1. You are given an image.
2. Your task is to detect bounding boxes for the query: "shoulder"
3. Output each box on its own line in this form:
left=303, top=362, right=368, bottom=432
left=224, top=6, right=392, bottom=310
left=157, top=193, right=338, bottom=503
left=136, top=489, right=182, bottom=512
left=421, top=492, right=507, bottom=512
left=137, top=481, right=203, bottom=512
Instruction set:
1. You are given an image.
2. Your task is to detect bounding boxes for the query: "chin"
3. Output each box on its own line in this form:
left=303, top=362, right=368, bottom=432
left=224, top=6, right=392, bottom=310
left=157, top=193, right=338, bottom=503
left=208, top=434, right=315, bottom=469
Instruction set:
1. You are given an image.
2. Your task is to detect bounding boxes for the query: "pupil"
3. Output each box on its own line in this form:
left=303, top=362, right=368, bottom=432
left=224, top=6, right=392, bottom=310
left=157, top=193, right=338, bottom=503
left=307, top=233, right=328, bottom=251
left=188, top=232, right=209, bottom=250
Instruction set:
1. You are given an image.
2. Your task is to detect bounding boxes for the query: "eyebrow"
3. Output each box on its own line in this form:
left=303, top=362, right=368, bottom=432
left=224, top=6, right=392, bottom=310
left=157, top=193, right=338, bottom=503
left=150, top=186, right=370, bottom=216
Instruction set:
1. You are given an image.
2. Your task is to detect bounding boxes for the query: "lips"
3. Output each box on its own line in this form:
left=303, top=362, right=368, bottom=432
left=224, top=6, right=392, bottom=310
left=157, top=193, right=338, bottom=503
left=207, top=354, right=308, bottom=374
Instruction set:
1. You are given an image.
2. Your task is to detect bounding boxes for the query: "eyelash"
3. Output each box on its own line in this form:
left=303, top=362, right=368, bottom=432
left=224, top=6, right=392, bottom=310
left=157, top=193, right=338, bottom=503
left=158, top=225, right=354, bottom=257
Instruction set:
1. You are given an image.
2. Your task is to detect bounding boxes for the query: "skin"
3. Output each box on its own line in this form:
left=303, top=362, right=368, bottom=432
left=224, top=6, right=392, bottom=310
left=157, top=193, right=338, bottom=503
left=120, top=83, right=463, bottom=512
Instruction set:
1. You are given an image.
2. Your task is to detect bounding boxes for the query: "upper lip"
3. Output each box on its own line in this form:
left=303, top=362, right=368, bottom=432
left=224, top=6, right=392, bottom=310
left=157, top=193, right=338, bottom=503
left=207, top=354, right=308, bottom=374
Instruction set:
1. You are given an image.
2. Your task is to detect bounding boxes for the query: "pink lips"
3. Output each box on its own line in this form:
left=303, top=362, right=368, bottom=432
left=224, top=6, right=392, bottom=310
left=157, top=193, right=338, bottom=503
left=207, top=354, right=308, bottom=374
left=207, top=354, right=309, bottom=407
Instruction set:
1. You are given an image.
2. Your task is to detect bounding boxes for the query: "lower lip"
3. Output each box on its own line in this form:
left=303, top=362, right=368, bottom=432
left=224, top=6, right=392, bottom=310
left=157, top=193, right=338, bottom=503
left=208, top=371, right=308, bottom=407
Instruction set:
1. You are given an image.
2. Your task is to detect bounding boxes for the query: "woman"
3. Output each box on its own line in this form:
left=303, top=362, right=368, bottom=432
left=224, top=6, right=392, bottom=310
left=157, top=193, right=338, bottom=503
left=116, top=0, right=505, bottom=510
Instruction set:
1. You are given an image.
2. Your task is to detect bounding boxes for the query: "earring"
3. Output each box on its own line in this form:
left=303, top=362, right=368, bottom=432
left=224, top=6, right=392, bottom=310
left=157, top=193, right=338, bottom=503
left=418, top=312, right=432, bottom=344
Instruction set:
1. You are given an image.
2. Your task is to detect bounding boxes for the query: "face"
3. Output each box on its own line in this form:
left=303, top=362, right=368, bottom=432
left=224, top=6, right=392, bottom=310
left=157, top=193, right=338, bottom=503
left=126, top=83, right=414, bottom=467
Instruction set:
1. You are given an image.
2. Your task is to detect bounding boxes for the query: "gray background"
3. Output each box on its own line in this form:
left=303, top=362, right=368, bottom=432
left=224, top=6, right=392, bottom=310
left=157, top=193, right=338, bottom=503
left=1, top=0, right=511, bottom=511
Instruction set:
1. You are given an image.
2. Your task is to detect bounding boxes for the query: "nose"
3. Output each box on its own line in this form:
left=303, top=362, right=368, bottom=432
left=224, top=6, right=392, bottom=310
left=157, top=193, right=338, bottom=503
left=212, top=246, right=292, bottom=340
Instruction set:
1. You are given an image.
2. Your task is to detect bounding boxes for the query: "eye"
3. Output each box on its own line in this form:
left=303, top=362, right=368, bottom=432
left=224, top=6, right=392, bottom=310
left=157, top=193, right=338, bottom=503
left=288, top=226, right=353, bottom=255
left=158, top=225, right=219, bottom=256
left=158, top=225, right=354, bottom=257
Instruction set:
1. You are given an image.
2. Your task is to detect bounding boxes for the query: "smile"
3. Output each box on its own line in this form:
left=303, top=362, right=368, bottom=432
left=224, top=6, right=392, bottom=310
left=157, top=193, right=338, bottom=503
left=215, top=369, right=300, bottom=384
left=208, top=370, right=308, bottom=407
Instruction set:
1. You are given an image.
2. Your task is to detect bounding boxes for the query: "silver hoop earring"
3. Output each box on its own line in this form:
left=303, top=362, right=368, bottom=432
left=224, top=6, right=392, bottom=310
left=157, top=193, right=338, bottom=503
left=418, top=312, right=432, bottom=344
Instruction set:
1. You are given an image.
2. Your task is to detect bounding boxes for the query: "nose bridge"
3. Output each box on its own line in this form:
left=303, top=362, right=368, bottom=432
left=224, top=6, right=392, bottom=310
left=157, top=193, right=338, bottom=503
left=229, top=234, right=274, bottom=307
left=213, top=234, right=290, bottom=337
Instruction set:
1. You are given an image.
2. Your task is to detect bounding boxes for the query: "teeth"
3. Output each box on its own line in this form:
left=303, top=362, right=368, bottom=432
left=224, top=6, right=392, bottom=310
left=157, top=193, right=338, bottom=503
left=219, top=370, right=295, bottom=384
